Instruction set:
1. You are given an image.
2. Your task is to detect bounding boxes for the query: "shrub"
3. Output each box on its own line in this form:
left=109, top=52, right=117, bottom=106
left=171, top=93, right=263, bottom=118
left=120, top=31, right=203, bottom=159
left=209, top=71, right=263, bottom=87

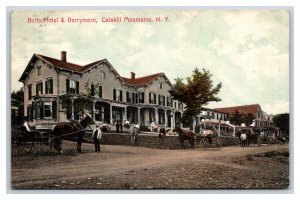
left=139, top=124, right=150, bottom=132
left=195, top=124, right=201, bottom=133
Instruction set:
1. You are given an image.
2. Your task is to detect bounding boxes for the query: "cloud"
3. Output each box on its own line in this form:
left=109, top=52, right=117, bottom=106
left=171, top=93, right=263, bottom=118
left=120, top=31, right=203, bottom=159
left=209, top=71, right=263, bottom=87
left=264, top=100, right=289, bottom=115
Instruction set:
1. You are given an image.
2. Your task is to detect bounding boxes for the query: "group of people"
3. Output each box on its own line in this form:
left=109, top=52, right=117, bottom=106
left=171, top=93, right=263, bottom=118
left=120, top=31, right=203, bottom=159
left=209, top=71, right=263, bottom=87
left=91, top=121, right=140, bottom=152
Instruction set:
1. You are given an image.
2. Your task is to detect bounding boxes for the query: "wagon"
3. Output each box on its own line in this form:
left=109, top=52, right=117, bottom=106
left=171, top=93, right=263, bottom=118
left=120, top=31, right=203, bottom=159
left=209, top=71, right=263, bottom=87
left=196, top=128, right=222, bottom=150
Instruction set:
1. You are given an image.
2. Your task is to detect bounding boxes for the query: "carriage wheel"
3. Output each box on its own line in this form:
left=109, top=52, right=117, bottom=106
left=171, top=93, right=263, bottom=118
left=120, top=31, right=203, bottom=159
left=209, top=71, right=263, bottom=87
left=40, top=137, right=55, bottom=154
left=199, top=138, right=210, bottom=150
left=16, top=139, right=33, bottom=155
left=212, top=138, right=222, bottom=150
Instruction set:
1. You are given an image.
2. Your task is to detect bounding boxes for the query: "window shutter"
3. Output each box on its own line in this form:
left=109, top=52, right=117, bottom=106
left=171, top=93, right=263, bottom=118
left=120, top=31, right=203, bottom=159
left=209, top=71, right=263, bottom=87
left=149, top=93, right=151, bottom=103
left=50, top=79, right=53, bottom=94
left=158, top=95, right=161, bottom=105
left=132, top=93, right=135, bottom=103
left=66, top=79, right=70, bottom=93
left=40, top=101, right=44, bottom=119
left=141, top=92, right=144, bottom=103
left=52, top=101, right=57, bottom=119
left=113, top=89, right=116, bottom=100
left=45, top=81, right=47, bottom=94
left=36, top=84, right=38, bottom=96
left=99, top=86, right=102, bottom=98
left=154, top=94, right=157, bottom=104
left=41, top=83, right=43, bottom=94
left=163, top=96, right=165, bottom=106
left=76, top=81, right=79, bottom=94
left=91, top=84, right=94, bottom=96
left=120, top=90, right=123, bottom=101
left=126, top=92, right=129, bottom=102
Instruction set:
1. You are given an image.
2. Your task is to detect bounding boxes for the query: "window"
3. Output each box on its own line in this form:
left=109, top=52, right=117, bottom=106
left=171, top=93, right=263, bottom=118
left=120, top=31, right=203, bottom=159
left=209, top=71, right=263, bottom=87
left=158, top=95, right=165, bottom=106
left=126, top=92, right=132, bottom=103
left=45, top=78, right=53, bottom=94
left=44, top=102, right=52, bottom=118
left=95, top=105, right=104, bottom=121
left=66, top=79, right=79, bottom=94
left=167, top=97, right=171, bottom=107
left=113, top=89, right=122, bottom=101
left=139, top=92, right=144, bottom=103
left=149, top=93, right=156, bottom=104
left=101, top=71, right=105, bottom=79
left=159, top=82, right=163, bottom=89
left=92, top=85, right=103, bottom=98
left=28, top=85, right=32, bottom=100
left=37, top=66, right=41, bottom=76
left=36, top=82, right=43, bottom=96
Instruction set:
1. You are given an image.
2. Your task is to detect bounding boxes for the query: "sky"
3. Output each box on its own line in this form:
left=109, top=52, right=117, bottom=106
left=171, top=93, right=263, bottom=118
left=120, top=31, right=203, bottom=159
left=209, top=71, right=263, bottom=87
left=11, top=10, right=289, bottom=115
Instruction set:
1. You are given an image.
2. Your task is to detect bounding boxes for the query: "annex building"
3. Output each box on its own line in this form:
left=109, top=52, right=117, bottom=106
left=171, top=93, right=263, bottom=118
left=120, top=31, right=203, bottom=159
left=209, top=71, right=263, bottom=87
left=196, top=104, right=277, bottom=136
left=19, top=51, right=184, bottom=129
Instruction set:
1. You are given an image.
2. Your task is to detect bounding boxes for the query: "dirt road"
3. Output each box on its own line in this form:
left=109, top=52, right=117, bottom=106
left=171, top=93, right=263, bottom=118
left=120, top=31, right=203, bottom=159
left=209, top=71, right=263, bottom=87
left=11, top=142, right=289, bottom=190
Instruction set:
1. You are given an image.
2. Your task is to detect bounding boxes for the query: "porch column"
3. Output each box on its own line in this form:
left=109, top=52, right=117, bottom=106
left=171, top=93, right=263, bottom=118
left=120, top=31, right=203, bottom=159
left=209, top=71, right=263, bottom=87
left=171, top=111, right=174, bottom=129
left=155, top=108, right=158, bottom=125
left=137, top=107, right=141, bottom=125
left=124, top=106, right=127, bottom=122
left=110, top=103, right=112, bottom=124
left=92, top=100, right=96, bottom=121
left=164, top=109, right=167, bottom=127
left=71, top=98, right=74, bottom=120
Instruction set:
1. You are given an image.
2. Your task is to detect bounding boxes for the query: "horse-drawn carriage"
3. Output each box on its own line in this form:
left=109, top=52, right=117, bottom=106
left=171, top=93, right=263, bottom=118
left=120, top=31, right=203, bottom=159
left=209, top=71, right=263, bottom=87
left=12, top=126, right=55, bottom=155
left=196, top=127, right=222, bottom=150
left=12, top=114, right=93, bottom=155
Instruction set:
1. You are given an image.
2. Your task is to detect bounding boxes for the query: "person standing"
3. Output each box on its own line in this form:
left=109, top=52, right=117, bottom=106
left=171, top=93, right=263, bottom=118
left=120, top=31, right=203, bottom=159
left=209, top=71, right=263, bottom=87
left=130, top=124, right=139, bottom=146
left=92, top=125, right=102, bottom=152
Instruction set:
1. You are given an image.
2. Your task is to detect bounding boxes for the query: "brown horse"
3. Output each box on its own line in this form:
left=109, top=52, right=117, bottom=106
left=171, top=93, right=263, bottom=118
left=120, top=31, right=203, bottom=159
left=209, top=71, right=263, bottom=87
left=52, top=114, right=93, bottom=153
left=175, top=126, right=195, bottom=149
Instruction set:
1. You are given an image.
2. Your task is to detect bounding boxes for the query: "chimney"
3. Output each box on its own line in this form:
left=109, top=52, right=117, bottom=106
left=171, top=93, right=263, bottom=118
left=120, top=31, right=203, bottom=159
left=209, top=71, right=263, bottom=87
left=61, top=51, right=67, bottom=62
left=131, top=72, right=135, bottom=80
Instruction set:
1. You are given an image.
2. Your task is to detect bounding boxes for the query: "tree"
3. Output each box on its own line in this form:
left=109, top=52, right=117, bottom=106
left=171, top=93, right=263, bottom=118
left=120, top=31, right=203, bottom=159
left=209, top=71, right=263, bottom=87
left=11, top=88, right=24, bottom=103
left=11, top=88, right=24, bottom=126
left=229, top=110, right=243, bottom=127
left=273, top=113, right=289, bottom=136
left=242, top=113, right=255, bottom=126
left=169, top=68, right=222, bottom=127
left=61, top=80, right=97, bottom=120
left=229, top=111, right=255, bottom=127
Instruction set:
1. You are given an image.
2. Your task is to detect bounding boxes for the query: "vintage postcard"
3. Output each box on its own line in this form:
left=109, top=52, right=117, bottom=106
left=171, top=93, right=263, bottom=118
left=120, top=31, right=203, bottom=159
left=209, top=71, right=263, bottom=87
left=10, top=9, right=290, bottom=190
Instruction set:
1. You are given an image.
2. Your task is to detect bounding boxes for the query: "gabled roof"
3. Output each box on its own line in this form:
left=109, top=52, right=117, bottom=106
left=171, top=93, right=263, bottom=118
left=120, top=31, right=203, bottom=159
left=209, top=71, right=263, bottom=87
left=37, top=54, right=84, bottom=72
left=19, top=53, right=122, bottom=82
left=214, top=104, right=261, bottom=117
left=19, top=53, right=172, bottom=89
left=122, top=73, right=171, bottom=87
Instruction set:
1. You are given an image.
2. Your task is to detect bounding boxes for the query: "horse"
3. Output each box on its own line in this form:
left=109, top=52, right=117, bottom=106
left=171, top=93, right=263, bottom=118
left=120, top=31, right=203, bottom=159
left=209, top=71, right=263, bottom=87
left=52, top=114, right=93, bottom=153
left=175, top=126, right=195, bottom=149
left=247, top=129, right=261, bottom=146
